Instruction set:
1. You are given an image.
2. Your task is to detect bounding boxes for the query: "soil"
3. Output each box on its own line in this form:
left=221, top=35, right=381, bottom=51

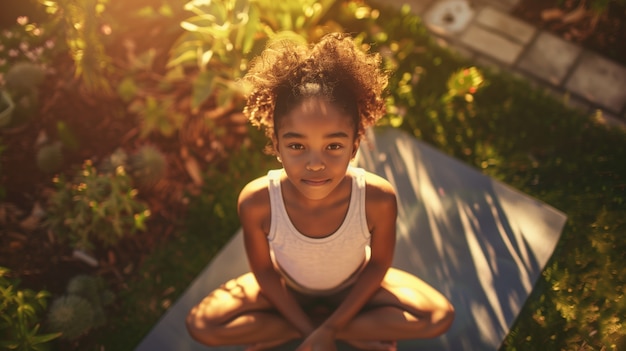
left=511, top=0, right=626, bottom=64
left=0, top=0, right=624, bottom=348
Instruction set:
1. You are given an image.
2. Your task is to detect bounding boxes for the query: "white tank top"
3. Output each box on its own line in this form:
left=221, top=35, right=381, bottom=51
left=267, top=167, right=371, bottom=295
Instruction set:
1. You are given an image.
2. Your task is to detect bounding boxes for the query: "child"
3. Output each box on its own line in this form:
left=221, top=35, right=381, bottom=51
left=186, top=33, right=455, bottom=351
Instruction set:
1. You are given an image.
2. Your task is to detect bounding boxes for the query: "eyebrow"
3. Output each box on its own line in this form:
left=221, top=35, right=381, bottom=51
left=281, top=131, right=350, bottom=139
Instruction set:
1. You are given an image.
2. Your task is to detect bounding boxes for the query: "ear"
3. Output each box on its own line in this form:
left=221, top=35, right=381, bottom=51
left=271, top=135, right=281, bottom=158
left=351, top=139, right=360, bottom=159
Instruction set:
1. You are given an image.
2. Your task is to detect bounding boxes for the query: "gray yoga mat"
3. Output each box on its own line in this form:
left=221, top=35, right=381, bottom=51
left=135, top=127, right=567, bottom=351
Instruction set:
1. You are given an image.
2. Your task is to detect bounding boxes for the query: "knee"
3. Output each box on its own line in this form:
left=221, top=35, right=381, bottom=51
left=432, top=301, right=455, bottom=335
left=186, top=306, right=222, bottom=346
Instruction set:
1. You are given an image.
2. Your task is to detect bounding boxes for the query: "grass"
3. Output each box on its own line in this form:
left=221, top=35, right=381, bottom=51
left=85, top=2, right=626, bottom=351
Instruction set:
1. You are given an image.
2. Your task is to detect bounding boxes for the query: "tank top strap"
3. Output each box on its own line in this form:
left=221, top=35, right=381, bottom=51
left=267, top=169, right=283, bottom=241
left=348, top=166, right=369, bottom=240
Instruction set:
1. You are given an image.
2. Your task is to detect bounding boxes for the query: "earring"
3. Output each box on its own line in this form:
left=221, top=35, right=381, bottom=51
left=276, top=156, right=282, bottom=163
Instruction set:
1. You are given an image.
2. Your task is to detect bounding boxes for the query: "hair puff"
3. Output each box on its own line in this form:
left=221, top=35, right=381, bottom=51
left=242, top=33, right=388, bottom=145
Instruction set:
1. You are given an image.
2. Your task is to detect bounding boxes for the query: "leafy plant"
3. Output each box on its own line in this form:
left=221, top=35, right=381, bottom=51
left=167, top=0, right=261, bottom=110
left=38, top=0, right=112, bottom=93
left=44, top=160, right=151, bottom=252
left=444, top=66, right=485, bottom=102
left=99, top=145, right=167, bottom=189
left=168, top=0, right=349, bottom=111
left=0, top=267, right=60, bottom=351
left=127, top=92, right=186, bottom=139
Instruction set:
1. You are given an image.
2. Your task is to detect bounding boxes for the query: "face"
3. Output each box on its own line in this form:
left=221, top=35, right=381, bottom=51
left=274, top=97, right=360, bottom=201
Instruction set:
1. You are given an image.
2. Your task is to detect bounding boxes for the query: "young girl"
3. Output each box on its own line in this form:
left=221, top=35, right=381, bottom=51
left=186, top=33, right=454, bottom=351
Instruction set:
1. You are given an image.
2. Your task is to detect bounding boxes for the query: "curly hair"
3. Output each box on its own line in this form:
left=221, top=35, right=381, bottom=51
left=243, top=33, right=388, bottom=150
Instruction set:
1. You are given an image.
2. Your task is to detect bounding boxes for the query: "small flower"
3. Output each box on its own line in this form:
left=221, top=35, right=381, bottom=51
left=115, top=166, right=126, bottom=176
left=16, top=16, right=29, bottom=26
left=25, top=51, right=37, bottom=62
left=19, top=42, right=29, bottom=52
left=8, top=49, right=18, bottom=57
left=45, top=40, right=55, bottom=49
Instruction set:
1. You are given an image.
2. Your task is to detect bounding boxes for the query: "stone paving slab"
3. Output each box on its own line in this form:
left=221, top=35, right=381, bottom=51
left=517, top=31, right=582, bottom=86
left=474, top=6, right=536, bottom=44
left=471, top=0, right=521, bottom=12
left=398, top=0, right=626, bottom=120
left=565, top=52, right=626, bottom=114
left=459, top=24, right=524, bottom=65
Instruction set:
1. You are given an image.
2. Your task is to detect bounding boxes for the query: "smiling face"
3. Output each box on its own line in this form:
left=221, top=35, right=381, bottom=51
left=273, top=97, right=360, bottom=202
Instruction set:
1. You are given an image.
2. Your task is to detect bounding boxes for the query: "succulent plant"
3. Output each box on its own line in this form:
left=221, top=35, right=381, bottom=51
left=129, top=144, right=167, bottom=189
left=47, top=295, right=95, bottom=340
left=66, top=275, right=100, bottom=303
left=3, top=62, right=46, bottom=122
left=0, top=90, right=15, bottom=127
left=99, top=147, right=128, bottom=175
left=4, top=62, right=46, bottom=96
left=36, top=141, right=64, bottom=174
left=66, top=274, right=114, bottom=327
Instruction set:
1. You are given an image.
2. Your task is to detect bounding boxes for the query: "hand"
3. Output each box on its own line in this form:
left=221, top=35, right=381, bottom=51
left=295, top=326, right=337, bottom=351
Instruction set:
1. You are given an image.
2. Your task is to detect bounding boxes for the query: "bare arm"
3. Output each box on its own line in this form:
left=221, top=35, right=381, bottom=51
left=238, top=178, right=316, bottom=336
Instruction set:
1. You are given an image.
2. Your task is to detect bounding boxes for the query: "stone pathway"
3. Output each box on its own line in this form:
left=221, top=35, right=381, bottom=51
left=395, top=0, right=626, bottom=127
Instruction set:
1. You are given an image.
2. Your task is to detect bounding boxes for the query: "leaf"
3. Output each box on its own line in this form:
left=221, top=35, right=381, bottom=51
left=200, top=49, right=214, bottom=67
left=192, top=71, right=216, bottom=110
left=167, top=48, right=200, bottom=68
left=241, top=5, right=260, bottom=54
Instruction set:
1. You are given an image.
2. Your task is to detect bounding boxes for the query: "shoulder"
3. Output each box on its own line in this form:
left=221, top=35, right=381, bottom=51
left=361, top=170, right=397, bottom=234
left=237, top=175, right=271, bottom=220
left=362, top=170, right=396, bottom=204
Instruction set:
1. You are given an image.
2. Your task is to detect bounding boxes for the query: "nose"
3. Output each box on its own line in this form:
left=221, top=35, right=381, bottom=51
left=306, top=153, right=325, bottom=171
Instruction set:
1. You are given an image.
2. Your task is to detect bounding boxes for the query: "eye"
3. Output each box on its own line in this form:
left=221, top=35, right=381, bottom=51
left=288, top=143, right=304, bottom=150
left=327, top=144, right=343, bottom=151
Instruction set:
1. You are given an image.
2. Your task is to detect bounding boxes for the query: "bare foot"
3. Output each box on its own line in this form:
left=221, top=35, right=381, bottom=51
left=345, top=340, right=397, bottom=351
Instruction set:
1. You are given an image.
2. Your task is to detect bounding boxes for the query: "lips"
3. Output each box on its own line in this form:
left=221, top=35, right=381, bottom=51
left=302, top=178, right=330, bottom=186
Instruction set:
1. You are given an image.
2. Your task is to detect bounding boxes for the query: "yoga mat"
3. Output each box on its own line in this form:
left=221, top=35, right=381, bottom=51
left=135, top=127, right=567, bottom=350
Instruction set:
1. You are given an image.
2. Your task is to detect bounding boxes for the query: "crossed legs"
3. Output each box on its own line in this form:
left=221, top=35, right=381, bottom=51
left=186, top=268, right=454, bottom=350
